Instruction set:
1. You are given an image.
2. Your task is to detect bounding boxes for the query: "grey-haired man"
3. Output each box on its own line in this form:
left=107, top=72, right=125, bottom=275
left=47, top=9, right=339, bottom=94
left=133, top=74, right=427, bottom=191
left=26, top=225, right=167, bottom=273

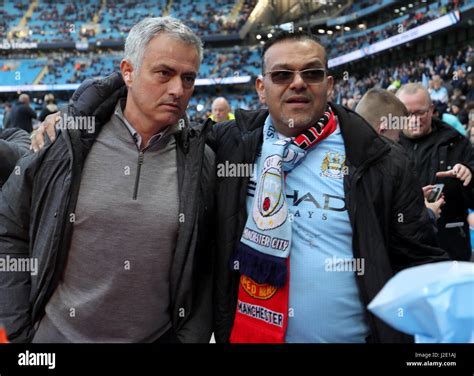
left=0, top=17, right=215, bottom=343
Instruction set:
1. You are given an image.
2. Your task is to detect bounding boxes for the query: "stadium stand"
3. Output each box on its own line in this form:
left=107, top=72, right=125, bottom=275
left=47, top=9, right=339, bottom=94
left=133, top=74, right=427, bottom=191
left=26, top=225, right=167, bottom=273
left=0, top=0, right=472, bottom=128
left=2, top=0, right=257, bottom=43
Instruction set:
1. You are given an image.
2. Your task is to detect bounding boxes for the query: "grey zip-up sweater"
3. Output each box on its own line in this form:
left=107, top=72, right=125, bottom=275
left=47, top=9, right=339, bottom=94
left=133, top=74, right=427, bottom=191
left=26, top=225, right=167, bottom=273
left=33, top=102, right=181, bottom=342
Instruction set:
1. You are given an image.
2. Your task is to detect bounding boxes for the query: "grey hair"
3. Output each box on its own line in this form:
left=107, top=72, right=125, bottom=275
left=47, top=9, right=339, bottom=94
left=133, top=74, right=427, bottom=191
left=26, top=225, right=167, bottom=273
left=124, top=17, right=203, bottom=73
left=396, top=82, right=432, bottom=105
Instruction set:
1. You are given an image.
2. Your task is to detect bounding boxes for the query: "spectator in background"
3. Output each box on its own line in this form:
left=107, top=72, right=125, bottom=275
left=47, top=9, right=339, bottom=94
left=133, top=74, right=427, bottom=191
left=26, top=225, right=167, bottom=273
left=466, top=74, right=474, bottom=103
left=39, top=94, right=59, bottom=122
left=355, top=88, right=408, bottom=142
left=355, top=88, right=444, bottom=229
left=429, top=75, right=449, bottom=113
left=9, top=94, right=37, bottom=133
left=210, top=97, right=235, bottom=123
left=441, top=110, right=467, bottom=136
left=445, top=98, right=469, bottom=130
left=2, top=103, right=12, bottom=129
left=0, top=128, right=30, bottom=188
left=451, top=87, right=466, bottom=107
left=452, top=66, right=468, bottom=94
left=397, top=83, right=474, bottom=261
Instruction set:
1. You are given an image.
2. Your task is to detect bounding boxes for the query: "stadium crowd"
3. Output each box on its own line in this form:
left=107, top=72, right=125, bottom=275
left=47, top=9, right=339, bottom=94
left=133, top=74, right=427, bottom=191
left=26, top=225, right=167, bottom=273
left=333, top=47, right=474, bottom=133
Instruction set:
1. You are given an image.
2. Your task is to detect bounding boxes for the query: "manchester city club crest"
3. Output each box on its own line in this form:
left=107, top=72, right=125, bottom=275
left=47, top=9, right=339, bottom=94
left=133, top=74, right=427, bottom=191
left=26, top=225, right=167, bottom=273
left=253, top=154, right=288, bottom=230
left=321, top=151, right=346, bottom=179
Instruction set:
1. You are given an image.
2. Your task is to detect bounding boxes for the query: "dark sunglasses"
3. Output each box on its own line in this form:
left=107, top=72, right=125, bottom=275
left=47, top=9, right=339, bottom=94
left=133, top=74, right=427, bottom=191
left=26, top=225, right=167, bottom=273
left=264, top=68, right=326, bottom=84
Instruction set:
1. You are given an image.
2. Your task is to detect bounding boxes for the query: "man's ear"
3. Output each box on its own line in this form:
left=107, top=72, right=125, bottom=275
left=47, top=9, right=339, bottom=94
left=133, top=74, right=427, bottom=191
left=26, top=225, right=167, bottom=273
left=120, top=59, right=134, bottom=88
left=326, top=75, right=334, bottom=99
left=256, top=76, right=266, bottom=104
left=378, top=119, right=387, bottom=135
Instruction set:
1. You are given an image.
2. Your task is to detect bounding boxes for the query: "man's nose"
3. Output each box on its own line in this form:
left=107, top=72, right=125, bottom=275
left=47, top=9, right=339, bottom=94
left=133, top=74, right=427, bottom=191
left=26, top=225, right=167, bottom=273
left=409, top=115, right=420, bottom=130
left=168, top=76, right=185, bottom=98
left=289, top=72, right=307, bottom=91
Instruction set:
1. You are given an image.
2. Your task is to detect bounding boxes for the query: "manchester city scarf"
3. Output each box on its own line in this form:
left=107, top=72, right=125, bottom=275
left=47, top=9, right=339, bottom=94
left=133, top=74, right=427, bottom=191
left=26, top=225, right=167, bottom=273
left=230, top=106, right=336, bottom=343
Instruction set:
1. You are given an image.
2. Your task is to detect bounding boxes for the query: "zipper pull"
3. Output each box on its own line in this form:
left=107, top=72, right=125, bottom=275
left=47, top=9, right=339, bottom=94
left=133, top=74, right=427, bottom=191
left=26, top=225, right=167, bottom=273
left=133, top=152, right=145, bottom=200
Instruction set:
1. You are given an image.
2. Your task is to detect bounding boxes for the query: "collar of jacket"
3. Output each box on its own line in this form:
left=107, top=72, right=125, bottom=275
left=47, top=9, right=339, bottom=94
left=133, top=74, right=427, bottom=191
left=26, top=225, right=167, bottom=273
left=234, top=102, right=391, bottom=168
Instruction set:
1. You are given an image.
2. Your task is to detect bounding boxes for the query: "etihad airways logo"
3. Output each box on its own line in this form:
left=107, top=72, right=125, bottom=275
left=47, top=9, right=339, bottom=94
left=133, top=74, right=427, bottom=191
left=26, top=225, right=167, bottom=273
left=289, top=191, right=346, bottom=211
left=248, top=181, right=346, bottom=212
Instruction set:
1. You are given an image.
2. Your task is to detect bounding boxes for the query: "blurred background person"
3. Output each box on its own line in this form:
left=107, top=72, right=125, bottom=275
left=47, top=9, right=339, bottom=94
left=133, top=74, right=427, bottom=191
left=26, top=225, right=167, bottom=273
left=429, top=75, right=449, bottom=114
left=39, top=93, right=59, bottom=122
left=9, top=94, right=37, bottom=134
left=210, top=97, right=234, bottom=123
left=2, top=103, right=12, bottom=129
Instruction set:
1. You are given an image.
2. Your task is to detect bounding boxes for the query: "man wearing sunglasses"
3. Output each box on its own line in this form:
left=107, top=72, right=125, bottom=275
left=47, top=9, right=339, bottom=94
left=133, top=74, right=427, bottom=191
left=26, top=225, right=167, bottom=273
left=397, top=82, right=474, bottom=261
left=209, top=31, right=448, bottom=344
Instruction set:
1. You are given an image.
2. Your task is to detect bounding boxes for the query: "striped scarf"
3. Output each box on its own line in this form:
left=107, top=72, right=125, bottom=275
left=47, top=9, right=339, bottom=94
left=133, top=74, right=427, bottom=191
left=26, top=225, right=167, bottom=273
left=230, top=106, right=336, bottom=343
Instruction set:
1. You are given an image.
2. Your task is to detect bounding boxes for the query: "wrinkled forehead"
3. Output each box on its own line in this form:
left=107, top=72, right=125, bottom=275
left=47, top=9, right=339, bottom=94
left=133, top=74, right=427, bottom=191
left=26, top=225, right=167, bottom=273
left=143, top=34, right=200, bottom=72
left=264, top=39, right=327, bottom=71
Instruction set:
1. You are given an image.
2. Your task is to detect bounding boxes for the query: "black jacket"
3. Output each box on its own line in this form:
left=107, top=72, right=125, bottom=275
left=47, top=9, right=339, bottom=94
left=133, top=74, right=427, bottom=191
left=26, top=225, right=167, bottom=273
left=399, top=118, right=474, bottom=261
left=0, top=74, right=216, bottom=343
left=9, top=101, right=37, bottom=133
left=0, top=128, right=30, bottom=188
left=208, top=104, right=449, bottom=343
